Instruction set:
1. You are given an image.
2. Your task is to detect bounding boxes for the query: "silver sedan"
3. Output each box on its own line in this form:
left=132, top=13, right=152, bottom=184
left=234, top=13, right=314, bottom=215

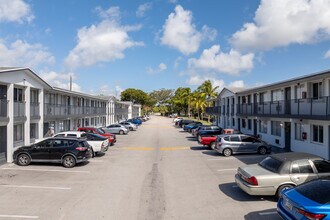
left=101, top=124, right=129, bottom=135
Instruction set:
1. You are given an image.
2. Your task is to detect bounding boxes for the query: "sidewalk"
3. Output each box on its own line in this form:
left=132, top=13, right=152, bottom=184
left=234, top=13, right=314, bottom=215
left=271, top=145, right=291, bottom=154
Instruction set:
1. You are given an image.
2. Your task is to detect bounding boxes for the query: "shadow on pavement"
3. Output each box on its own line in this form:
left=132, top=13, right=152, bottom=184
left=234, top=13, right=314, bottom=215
left=245, top=208, right=281, bottom=220
left=218, top=183, right=275, bottom=202
left=232, top=154, right=268, bottom=165
left=190, top=146, right=209, bottom=151
left=202, top=151, right=220, bottom=157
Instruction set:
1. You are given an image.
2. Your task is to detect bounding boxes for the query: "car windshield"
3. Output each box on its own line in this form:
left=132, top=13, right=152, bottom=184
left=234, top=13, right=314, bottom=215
left=96, top=128, right=105, bottom=134
left=295, top=180, right=330, bottom=204
left=258, top=156, right=282, bottom=173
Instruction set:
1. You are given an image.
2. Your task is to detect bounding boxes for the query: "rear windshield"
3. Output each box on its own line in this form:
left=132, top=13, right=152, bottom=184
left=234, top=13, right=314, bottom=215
left=295, top=180, right=330, bottom=204
left=258, top=156, right=282, bottom=173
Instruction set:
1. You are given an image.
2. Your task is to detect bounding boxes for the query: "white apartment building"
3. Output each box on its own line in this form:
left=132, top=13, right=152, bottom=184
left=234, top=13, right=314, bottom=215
left=207, top=69, right=330, bottom=159
left=0, top=67, right=141, bottom=163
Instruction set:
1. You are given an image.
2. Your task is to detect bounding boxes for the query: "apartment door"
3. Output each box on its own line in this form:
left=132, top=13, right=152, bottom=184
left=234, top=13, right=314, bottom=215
left=253, top=119, right=257, bottom=136
left=0, top=126, right=7, bottom=161
left=238, top=118, right=241, bottom=132
left=285, top=122, right=291, bottom=151
left=285, top=87, right=291, bottom=115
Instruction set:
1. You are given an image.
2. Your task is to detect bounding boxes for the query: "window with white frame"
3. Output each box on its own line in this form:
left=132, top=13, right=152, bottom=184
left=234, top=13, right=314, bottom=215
left=294, top=84, right=304, bottom=99
left=14, top=88, right=24, bottom=102
left=312, top=125, right=323, bottom=143
left=259, top=120, right=267, bottom=133
left=14, top=124, right=24, bottom=142
left=271, top=89, right=281, bottom=102
left=312, top=82, right=323, bottom=99
left=295, top=123, right=303, bottom=140
left=271, top=121, right=281, bottom=136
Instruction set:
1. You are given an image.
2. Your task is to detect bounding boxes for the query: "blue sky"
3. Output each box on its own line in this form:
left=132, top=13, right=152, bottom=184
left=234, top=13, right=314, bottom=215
left=0, top=0, right=330, bottom=96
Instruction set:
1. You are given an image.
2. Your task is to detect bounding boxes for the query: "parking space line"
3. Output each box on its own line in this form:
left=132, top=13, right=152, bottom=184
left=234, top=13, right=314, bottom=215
left=0, top=185, right=71, bottom=190
left=2, top=167, right=90, bottom=173
left=122, top=147, right=153, bottom=150
left=0, top=215, right=38, bottom=219
left=217, top=168, right=237, bottom=172
left=259, top=211, right=277, bottom=216
left=160, top=147, right=190, bottom=150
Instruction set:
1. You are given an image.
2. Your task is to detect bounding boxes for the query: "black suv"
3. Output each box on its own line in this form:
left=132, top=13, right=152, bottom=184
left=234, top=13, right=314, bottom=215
left=13, top=137, right=92, bottom=168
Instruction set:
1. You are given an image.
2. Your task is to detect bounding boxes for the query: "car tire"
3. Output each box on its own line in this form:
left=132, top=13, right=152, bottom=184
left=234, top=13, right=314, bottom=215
left=129, top=127, right=133, bottom=131
left=223, top=148, right=232, bottom=157
left=17, top=153, right=31, bottom=166
left=119, top=130, right=124, bottom=135
left=276, top=184, right=294, bottom=200
left=210, top=142, right=216, bottom=150
left=62, top=155, right=76, bottom=168
left=91, top=149, right=95, bottom=158
left=258, top=146, right=267, bottom=155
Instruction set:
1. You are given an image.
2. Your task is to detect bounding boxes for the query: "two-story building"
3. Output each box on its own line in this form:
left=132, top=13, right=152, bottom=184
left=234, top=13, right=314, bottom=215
left=207, top=69, right=330, bottom=159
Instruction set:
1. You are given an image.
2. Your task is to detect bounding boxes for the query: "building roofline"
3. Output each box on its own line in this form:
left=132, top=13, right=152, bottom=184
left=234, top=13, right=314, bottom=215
left=51, top=87, right=109, bottom=101
left=237, top=69, right=330, bottom=94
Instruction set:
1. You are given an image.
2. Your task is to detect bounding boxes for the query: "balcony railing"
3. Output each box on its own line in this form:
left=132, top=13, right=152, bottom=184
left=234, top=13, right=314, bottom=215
left=237, top=97, right=330, bottom=118
left=44, top=103, right=107, bottom=117
left=205, top=106, right=220, bottom=115
left=0, top=99, right=8, bottom=118
left=14, top=101, right=25, bottom=118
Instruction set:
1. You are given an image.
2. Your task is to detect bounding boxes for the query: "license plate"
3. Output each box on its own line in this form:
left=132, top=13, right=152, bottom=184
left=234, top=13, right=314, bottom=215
left=284, top=199, right=292, bottom=210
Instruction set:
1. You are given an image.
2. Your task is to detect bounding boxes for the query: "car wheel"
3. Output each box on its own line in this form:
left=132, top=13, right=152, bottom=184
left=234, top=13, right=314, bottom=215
left=17, top=153, right=31, bottom=166
left=119, top=130, right=124, bottom=135
left=210, top=142, right=216, bottom=150
left=223, top=148, right=232, bottom=157
left=276, top=184, right=294, bottom=199
left=62, top=155, right=76, bottom=168
left=129, top=127, right=133, bottom=131
left=91, top=149, right=95, bottom=158
left=258, top=146, right=267, bottom=155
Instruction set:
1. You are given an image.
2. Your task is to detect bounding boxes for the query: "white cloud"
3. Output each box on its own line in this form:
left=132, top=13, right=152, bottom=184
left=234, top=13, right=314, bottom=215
left=231, top=0, right=330, bottom=51
left=95, top=6, right=121, bottom=20
left=174, top=56, right=183, bottom=69
left=65, top=6, right=144, bottom=69
left=146, top=62, right=167, bottom=74
left=0, top=0, right=34, bottom=23
left=324, top=49, right=330, bottom=58
left=160, top=5, right=217, bottom=55
left=186, top=75, right=225, bottom=92
left=0, top=39, right=55, bottom=68
left=228, top=80, right=245, bottom=90
left=136, top=2, right=152, bottom=17
left=169, top=0, right=178, bottom=3
left=188, top=45, right=254, bottom=75
left=40, top=71, right=81, bottom=92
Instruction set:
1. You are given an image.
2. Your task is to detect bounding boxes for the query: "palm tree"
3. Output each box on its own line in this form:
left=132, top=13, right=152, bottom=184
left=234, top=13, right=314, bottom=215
left=190, top=91, right=207, bottom=120
left=197, top=80, right=219, bottom=122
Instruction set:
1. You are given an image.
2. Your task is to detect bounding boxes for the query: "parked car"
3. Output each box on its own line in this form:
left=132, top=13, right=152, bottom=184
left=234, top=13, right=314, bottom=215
left=235, top=152, right=330, bottom=198
left=173, top=117, right=183, bottom=123
left=177, top=119, right=195, bottom=128
left=192, top=125, right=212, bottom=136
left=277, top=178, right=330, bottom=220
left=127, top=118, right=142, bottom=125
left=102, top=124, right=128, bottom=135
left=77, top=127, right=116, bottom=145
left=214, top=134, right=271, bottom=156
left=183, top=122, right=203, bottom=132
left=199, top=136, right=217, bottom=149
left=196, top=126, right=222, bottom=141
left=13, top=137, right=92, bottom=168
left=53, top=131, right=109, bottom=157
left=120, top=121, right=138, bottom=131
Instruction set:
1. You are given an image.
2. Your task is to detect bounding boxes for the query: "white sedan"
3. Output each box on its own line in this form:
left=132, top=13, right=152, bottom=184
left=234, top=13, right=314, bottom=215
left=53, top=131, right=109, bottom=157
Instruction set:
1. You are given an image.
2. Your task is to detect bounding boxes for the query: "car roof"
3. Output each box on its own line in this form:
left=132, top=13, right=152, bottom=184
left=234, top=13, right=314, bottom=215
left=51, top=136, right=85, bottom=141
left=56, top=131, right=85, bottom=135
left=271, top=152, right=323, bottom=162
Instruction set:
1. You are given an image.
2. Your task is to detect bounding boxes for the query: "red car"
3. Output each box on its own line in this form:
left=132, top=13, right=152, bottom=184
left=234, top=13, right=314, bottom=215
left=199, top=136, right=217, bottom=149
left=77, top=127, right=116, bottom=145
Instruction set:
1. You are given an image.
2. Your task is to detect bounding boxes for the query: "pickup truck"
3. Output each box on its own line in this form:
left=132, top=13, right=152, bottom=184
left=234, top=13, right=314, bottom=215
left=198, top=136, right=217, bottom=150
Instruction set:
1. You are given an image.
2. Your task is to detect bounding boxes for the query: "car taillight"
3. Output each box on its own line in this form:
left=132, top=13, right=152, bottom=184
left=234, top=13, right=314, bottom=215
left=246, top=176, right=258, bottom=186
left=297, top=209, right=326, bottom=220
left=76, top=147, right=87, bottom=151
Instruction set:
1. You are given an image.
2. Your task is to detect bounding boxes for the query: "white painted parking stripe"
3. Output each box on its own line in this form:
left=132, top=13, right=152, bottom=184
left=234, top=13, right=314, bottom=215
left=259, top=211, right=277, bottom=216
left=0, top=215, right=38, bottom=219
left=0, top=185, right=71, bottom=190
left=217, top=168, right=237, bottom=172
left=2, top=168, right=90, bottom=173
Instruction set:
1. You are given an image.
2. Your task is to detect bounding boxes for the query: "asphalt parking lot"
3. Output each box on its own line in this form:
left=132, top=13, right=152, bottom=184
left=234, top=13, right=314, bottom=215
left=0, top=116, right=281, bottom=220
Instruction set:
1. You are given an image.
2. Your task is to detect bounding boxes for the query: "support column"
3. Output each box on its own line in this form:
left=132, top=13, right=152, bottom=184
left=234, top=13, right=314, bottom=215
left=7, top=84, right=14, bottom=163
left=38, top=89, right=44, bottom=139
left=24, top=86, right=31, bottom=145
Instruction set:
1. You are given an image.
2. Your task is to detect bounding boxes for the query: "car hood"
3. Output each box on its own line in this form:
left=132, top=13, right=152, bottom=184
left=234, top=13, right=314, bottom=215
left=238, top=164, right=276, bottom=178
